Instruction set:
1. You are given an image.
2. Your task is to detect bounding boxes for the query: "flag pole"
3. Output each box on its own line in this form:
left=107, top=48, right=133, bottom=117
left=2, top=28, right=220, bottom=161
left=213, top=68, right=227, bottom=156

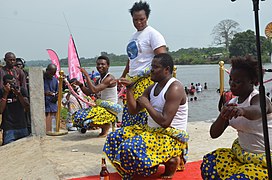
left=63, top=12, right=72, bottom=35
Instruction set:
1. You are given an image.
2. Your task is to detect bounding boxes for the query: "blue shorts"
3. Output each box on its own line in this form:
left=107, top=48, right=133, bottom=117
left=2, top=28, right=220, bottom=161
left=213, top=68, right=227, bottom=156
left=4, top=128, right=29, bottom=145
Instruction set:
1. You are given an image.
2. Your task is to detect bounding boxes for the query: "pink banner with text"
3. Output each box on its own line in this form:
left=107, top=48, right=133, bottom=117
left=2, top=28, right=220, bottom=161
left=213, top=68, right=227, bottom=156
left=68, top=35, right=84, bottom=83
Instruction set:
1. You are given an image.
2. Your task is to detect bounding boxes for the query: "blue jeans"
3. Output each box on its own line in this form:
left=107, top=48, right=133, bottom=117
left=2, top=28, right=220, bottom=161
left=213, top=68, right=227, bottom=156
left=3, top=128, right=29, bottom=145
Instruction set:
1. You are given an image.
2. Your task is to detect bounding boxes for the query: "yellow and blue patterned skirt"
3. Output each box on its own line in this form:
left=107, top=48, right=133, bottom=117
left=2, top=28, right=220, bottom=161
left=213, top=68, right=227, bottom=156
left=201, top=139, right=269, bottom=179
left=103, top=124, right=189, bottom=179
left=72, top=106, right=116, bottom=129
left=121, top=75, right=153, bottom=127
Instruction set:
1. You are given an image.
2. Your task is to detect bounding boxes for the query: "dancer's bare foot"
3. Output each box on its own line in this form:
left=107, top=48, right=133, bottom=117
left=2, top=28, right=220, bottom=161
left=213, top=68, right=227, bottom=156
left=161, top=156, right=180, bottom=179
left=177, top=157, right=185, bottom=171
left=97, top=123, right=110, bottom=137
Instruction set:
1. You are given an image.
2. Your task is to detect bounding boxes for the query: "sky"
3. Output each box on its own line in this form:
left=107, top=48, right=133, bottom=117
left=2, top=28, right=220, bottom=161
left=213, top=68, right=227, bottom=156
left=0, top=0, right=271, bottom=61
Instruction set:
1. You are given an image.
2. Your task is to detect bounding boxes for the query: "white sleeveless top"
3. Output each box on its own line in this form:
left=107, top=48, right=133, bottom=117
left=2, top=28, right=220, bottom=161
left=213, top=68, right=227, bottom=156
left=99, top=73, right=117, bottom=104
left=148, top=77, right=188, bottom=130
left=229, top=89, right=272, bottom=153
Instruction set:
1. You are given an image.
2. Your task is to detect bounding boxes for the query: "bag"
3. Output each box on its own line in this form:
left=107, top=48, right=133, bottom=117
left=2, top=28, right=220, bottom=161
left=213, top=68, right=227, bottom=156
left=50, top=94, right=58, bottom=103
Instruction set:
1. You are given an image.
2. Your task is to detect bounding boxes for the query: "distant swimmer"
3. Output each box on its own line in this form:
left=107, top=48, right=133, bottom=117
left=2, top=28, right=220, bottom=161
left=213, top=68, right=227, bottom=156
left=204, top=82, right=207, bottom=90
left=196, top=83, right=202, bottom=93
left=189, top=83, right=196, bottom=96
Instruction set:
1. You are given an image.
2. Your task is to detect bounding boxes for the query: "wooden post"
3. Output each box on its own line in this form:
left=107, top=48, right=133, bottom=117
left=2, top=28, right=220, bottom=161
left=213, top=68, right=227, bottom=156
left=56, top=71, right=64, bottom=132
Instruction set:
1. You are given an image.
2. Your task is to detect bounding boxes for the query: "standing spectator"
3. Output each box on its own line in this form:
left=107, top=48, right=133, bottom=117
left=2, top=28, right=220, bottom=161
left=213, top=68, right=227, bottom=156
left=44, top=64, right=58, bottom=132
left=62, top=78, right=89, bottom=131
left=16, top=58, right=31, bottom=134
left=120, top=1, right=167, bottom=127
left=0, top=74, right=29, bottom=145
left=0, top=52, right=27, bottom=90
left=16, top=58, right=29, bottom=90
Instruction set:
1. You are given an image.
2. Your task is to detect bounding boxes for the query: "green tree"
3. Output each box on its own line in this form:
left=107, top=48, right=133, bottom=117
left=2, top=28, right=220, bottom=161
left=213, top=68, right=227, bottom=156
left=229, top=30, right=272, bottom=62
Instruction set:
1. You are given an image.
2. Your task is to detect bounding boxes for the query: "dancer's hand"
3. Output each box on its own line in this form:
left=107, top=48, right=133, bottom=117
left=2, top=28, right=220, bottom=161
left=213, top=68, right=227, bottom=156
left=118, top=78, right=133, bottom=88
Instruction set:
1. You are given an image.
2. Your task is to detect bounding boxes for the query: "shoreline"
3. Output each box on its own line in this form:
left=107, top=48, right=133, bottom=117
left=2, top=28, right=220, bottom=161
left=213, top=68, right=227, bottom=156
left=0, top=121, right=237, bottom=180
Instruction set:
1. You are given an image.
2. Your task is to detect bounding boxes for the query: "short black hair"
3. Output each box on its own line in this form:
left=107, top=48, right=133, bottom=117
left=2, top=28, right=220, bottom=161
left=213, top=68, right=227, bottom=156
left=97, top=55, right=110, bottom=65
left=129, top=1, right=151, bottom=19
left=3, top=74, right=15, bottom=85
left=153, top=53, right=174, bottom=74
left=46, top=63, right=57, bottom=71
left=4, top=52, right=15, bottom=60
left=231, top=55, right=259, bottom=86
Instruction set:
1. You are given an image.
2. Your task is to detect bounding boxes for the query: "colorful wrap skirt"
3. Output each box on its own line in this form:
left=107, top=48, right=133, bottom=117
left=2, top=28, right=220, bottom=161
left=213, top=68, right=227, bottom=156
left=201, top=139, right=269, bottom=180
left=72, top=100, right=121, bottom=129
left=121, top=75, right=153, bottom=127
left=103, top=124, right=189, bottom=179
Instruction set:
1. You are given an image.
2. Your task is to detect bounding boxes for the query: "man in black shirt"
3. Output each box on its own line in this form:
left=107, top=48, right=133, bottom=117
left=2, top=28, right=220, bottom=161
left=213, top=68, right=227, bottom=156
left=0, top=74, right=29, bottom=145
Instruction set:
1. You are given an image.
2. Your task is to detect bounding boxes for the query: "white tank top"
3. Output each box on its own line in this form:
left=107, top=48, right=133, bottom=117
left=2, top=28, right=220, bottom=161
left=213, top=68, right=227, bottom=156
left=148, top=77, right=188, bottom=130
left=229, top=89, right=272, bottom=153
left=99, top=73, right=117, bottom=104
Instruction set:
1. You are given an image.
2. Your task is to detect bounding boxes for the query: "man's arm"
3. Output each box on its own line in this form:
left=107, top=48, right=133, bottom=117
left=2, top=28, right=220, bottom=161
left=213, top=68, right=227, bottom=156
left=126, top=84, right=151, bottom=114
left=120, top=60, right=129, bottom=78
left=0, top=88, right=9, bottom=114
left=153, top=46, right=167, bottom=55
left=79, top=67, right=116, bottom=95
left=118, top=77, right=148, bottom=114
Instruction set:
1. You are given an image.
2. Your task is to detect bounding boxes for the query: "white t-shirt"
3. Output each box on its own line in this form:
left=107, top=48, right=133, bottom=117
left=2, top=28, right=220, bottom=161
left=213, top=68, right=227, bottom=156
left=126, top=26, right=166, bottom=77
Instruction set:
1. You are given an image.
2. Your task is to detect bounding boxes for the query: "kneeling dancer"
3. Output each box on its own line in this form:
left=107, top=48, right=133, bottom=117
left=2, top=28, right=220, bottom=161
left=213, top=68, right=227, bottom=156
left=103, top=53, right=189, bottom=179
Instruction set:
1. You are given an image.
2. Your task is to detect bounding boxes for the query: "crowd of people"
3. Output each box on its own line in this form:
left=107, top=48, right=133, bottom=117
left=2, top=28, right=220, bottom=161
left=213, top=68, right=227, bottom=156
left=0, top=1, right=271, bottom=179
left=184, top=82, right=207, bottom=102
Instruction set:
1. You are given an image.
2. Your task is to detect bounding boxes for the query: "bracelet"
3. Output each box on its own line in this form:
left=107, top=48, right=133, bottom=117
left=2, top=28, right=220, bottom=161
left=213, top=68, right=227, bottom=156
left=1, top=98, right=6, bottom=102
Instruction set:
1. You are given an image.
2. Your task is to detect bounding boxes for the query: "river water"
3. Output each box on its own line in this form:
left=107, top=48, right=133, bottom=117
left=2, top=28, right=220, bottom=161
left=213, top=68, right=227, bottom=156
left=63, top=63, right=272, bottom=122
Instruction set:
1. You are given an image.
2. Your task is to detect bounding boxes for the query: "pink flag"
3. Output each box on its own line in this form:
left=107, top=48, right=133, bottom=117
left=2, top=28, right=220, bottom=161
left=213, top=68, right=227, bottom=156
left=46, top=49, right=60, bottom=78
left=68, top=35, right=84, bottom=84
